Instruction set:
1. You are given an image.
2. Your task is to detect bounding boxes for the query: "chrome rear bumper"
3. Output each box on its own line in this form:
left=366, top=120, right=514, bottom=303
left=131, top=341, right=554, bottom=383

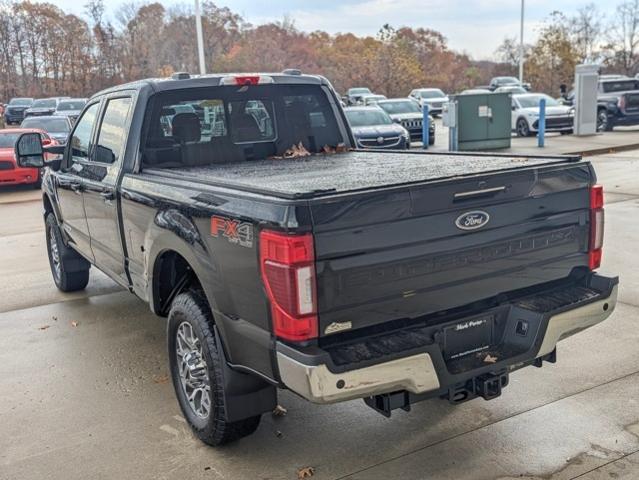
left=277, top=283, right=617, bottom=404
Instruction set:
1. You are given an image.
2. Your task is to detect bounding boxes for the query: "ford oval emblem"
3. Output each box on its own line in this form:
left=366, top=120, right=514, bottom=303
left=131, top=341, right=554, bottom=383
left=455, top=211, right=490, bottom=231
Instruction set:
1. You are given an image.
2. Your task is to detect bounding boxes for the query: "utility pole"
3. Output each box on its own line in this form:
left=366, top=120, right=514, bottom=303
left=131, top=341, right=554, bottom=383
left=519, top=0, right=525, bottom=83
left=195, top=0, right=206, bottom=75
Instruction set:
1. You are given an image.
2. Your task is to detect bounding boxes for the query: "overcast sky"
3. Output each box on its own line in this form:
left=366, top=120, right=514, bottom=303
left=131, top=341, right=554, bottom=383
left=48, top=0, right=596, bottom=60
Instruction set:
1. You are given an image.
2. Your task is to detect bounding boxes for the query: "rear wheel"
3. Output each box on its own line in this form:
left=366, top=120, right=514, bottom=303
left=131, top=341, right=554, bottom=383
left=45, top=213, right=90, bottom=292
left=168, top=291, right=261, bottom=446
left=597, top=109, right=613, bottom=132
left=516, top=118, right=531, bottom=137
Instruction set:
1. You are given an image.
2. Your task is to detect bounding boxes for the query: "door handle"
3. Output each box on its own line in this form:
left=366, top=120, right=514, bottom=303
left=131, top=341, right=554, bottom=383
left=454, top=186, right=506, bottom=201
left=100, top=189, right=116, bottom=201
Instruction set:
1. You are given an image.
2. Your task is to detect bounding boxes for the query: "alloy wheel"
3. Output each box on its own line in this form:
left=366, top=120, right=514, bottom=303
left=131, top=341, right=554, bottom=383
left=49, top=226, right=61, bottom=282
left=175, top=321, right=212, bottom=419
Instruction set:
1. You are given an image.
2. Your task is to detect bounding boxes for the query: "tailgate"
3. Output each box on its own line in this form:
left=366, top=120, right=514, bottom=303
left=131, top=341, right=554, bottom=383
left=312, top=162, right=593, bottom=338
left=623, top=92, right=639, bottom=114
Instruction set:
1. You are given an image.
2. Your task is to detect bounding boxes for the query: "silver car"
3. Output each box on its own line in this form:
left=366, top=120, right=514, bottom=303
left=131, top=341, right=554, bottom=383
left=408, top=88, right=449, bottom=115
left=54, top=98, right=88, bottom=124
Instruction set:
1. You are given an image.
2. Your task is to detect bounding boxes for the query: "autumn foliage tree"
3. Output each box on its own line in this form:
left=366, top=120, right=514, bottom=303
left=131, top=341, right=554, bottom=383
left=0, top=0, right=488, bottom=100
left=4, top=0, right=639, bottom=101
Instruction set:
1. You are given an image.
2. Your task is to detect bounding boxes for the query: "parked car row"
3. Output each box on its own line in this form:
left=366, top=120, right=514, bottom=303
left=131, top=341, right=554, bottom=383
left=0, top=128, right=61, bottom=188
left=344, top=99, right=435, bottom=150
left=3, top=96, right=87, bottom=125
left=0, top=96, right=80, bottom=189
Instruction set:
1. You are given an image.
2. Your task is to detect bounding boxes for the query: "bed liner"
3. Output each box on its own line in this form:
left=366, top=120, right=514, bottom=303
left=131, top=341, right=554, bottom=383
left=143, top=150, right=581, bottom=199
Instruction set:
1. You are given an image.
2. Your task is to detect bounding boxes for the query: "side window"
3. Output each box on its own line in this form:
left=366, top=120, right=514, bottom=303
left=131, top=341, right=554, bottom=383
left=70, top=103, right=100, bottom=162
left=94, top=97, right=132, bottom=164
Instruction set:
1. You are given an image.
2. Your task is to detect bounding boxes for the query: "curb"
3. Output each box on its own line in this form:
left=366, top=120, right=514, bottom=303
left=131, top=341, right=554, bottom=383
left=565, top=142, right=639, bottom=157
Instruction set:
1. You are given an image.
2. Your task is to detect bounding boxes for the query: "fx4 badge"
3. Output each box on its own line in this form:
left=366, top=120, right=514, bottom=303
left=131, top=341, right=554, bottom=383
left=455, top=211, right=490, bottom=231
left=210, top=215, right=253, bottom=248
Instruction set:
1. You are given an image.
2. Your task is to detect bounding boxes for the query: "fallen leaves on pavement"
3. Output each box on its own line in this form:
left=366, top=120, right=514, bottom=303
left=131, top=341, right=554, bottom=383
left=38, top=325, right=50, bottom=331
left=272, top=404, right=288, bottom=417
left=153, top=374, right=170, bottom=384
left=297, top=466, right=315, bottom=479
left=70, top=321, right=79, bottom=327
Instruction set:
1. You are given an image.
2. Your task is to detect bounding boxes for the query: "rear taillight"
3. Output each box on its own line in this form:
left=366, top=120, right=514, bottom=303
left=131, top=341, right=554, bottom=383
left=589, top=185, right=604, bottom=270
left=618, top=96, right=626, bottom=111
left=260, top=230, right=318, bottom=342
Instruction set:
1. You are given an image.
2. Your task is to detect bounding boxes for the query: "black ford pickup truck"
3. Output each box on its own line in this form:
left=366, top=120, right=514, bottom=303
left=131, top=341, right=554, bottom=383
left=15, top=72, right=617, bottom=446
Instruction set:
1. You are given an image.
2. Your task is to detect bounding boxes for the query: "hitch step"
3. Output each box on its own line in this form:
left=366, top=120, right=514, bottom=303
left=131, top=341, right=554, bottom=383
left=447, top=371, right=509, bottom=404
left=474, top=373, right=508, bottom=400
left=364, top=391, right=411, bottom=418
left=363, top=371, right=512, bottom=417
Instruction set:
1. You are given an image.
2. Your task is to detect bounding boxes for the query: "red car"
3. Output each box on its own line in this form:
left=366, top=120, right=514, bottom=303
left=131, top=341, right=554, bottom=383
left=0, top=128, right=58, bottom=188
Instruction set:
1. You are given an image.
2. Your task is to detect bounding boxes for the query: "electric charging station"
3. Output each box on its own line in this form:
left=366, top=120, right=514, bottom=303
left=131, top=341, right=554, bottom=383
left=574, top=64, right=599, bottom=136
left=442, top=101, right=458, bottom=151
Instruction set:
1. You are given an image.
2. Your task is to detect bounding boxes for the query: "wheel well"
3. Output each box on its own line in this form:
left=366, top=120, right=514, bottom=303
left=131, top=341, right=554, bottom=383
left=153, top=250, right=201, bottom=316
left=43, top=194, right=53, bottom=215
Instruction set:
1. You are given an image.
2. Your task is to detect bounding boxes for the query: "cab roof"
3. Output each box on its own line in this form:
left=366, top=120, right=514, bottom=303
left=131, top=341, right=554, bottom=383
left=91, top=72, right=329, bottom=99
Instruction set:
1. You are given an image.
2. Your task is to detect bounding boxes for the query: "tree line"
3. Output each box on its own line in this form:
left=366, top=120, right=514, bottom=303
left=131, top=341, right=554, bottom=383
left=497, top=1, right=639, bottom=96
left=1, top=0, right=639, bottom=101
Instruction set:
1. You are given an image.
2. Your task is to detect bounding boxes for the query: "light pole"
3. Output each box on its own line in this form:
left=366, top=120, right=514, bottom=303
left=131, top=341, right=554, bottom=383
left=195, top=0, right=206, bottom=75
left=519, top=0, right=525, bottom=83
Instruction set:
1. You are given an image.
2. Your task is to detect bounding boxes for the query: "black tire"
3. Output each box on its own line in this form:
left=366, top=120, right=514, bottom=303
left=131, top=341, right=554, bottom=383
left=168, top=290, right=261, bottom=446
left=516, top=117, right=531, bottom=137
left=45, top=212, right=90, bottom=292
left=560, top=129, right=573, bottom=135
left=597, top=109, right=613, bottom=132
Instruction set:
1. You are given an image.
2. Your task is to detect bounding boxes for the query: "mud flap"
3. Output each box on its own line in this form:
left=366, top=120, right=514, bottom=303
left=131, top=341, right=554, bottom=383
left=213, top=326, right=277, bottom=422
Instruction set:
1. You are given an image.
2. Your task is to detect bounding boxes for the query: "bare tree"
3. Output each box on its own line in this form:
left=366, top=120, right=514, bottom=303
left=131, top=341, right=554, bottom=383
left=571, top=4, right=603, bottom=63
left=496, top=37, right=521, bottom=66
left=607, top=0, right=639, bottom=74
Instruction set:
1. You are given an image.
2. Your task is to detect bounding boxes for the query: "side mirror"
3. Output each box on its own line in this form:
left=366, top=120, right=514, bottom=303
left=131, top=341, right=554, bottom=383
left=15, top=132, right=45, bottom=168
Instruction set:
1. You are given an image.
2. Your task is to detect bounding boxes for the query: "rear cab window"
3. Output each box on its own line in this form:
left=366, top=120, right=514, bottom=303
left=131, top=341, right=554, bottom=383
left=142, top=84, right=345, bottom=168
left=601, top=80, right=639, bottom=93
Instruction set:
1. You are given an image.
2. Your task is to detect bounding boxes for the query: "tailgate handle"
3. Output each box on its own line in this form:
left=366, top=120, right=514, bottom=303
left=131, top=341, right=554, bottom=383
left=454, top=186, right=506, bottom=201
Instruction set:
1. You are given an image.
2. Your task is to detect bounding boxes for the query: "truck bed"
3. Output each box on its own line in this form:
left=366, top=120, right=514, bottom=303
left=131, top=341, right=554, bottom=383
left=144, top=150, right=579, bottom=199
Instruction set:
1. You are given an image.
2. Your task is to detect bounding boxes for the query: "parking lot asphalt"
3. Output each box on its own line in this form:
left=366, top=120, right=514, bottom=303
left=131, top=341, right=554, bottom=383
left=1, top=151, right=638, bottom=480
